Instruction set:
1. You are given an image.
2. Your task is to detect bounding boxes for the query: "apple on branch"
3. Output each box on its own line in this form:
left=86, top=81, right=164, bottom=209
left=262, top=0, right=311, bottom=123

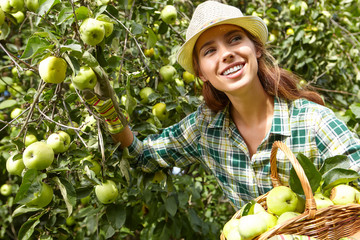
left=0, top=0, right=24, bottom=13
left=160, top=5, right=177, bottom=25
left=72, top=66, right=97, bottom=90
left=96, top=14, right=114, bottom=37
left=159, top=65, right=177, bottom=82
left=23, top=141, right=55, bottom=170
left=25, top=0, right=39, bottom=12
left=46, top=131, right=71, bottom=154
left=38, top=56, right=68, bottom=84
left=26, top=182, right=53, bottom=208
left=139, top=87, right=155, bottom=104
left=0, top=183, right=12, bottom=196
left=25, top=134, right=38, bottom=147
left=95, top=180, right=119, bottom=204
left=80, top=18, right=106, bottom=46
left=6, top=152, right=25, bottom=176
left=152, top=102, right=169, bottom=121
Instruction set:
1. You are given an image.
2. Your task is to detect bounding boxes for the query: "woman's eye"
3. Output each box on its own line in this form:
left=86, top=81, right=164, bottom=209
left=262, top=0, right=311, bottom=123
left=204, top=48, right=215, bottom=56
left=230, top=36, right=242, bottom=43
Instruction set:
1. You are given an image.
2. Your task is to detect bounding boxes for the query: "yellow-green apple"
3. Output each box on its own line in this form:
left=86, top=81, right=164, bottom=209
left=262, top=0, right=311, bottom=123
left=314, top=192, right=333, bottom=209
left=330, top=184, right=358, bottom=205
left=152, top=102, right=169, bottom=121
left=96, top=0, right=109, bottom=6
left=223, top=219, right=241, bottom=240
left=80, top=18, right=106, bottom=46
left=0, top=0, right=24, bottom=13
left=0, top=82, right=5, bottom=93
left=183, top=71, right=195, bottom=84
left=6, top=153, right=25, bottom=176
left=160, top=5, right=177, bottom=24
left=25, top=70, right=34, bottom=76
left=139, top=87, right=155, bottom=104
left=25, top=0, right=39, bottom=12
left=152, top=170, right=166, bottom=183
left=0, top=8, right=5, bottom=25
left=72, top=66, right=97, bottom=90
left=46, top=131, right=71, bottom=154
left=10, top=10, right=24, bottom=24
left=226, top=230, right=242, bottom=240
left=266, top=186, right=299, bottom=216
left=96, top=14, right=114, bottom=37
left=0, top=183, right=12, bottom=196
left=23, top=141, right=54, bottom=170
left=249, top=202, right=266, bottom=214
left=295, top=195, right=305, bottom=213
left=39, top=56, right=68, bottom=84
left=159, top=65, right=176, bottom=82
left=82, top=156, right=101, bottom=176
left=257, top=211, right=278, bottom=230
left=25, top=134, right=38, bottom=147
left=144, top=48, right=154, bottom=58
left=66, top=121, right=79, bottom=135
left=8, top=84, right=24, bottom=96
left=10, top=107, right=23, bottom=119
left=26, top=182, right=53, bottom=208
left=238, top=214, right=268, bottom=240
left=95, top=180, right=119, bottom=204
left=276, top=211, right=300, bottom=225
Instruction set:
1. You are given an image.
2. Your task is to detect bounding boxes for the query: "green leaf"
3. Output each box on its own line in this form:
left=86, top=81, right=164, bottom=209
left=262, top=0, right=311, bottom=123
left=289, top=153, right=322, bottom=195
left=146, top=27, right=157, bottom=49
left=319, top=155, right=350, bottom=175
left=349, top=103, right=360, bottom=119
left=240, top=200, right=256, bottom=216
left=18, top=219, right=40, bottom=240
left=106, top=205, right=126, bottom=229
left=15, top=169, right=46, bottom=205
left=57, top=7, right=73, bottom=24
left=165, top=195, right=177, bottom=217
left=38, top=0, right=59, bottom=16
left=0, top=99, right=17, bottom=109
left=20, top=36, right=53, bottom=60
left=12, top=205, right=42, bottom=218
left=54, top=177, right=77, bottom=216
left=322, top=168, right=360, bottom=192
left=60, top=43, right=82, bottom=54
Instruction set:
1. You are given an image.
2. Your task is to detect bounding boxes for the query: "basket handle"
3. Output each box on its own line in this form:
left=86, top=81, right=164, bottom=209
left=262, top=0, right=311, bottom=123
left=270, top=141, right=317, bottom=219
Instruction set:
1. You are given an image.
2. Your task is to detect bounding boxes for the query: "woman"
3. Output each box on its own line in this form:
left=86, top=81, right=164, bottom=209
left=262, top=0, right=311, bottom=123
left=84, top=1, right=360, bottom=210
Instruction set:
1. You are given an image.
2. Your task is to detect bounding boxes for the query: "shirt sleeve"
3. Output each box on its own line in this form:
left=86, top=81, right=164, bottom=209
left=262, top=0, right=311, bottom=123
left=126, top=107, right=203, bottom=172
left=314, top=106, right=360, bottom=172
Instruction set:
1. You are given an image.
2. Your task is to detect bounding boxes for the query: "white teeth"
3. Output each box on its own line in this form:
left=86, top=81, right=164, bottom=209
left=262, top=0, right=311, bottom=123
left=223, top=65, right=243, bottom=76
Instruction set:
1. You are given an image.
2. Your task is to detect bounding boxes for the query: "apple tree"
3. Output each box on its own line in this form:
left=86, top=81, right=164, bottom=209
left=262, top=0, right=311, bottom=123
left=0, top=0, right=359, bottom=239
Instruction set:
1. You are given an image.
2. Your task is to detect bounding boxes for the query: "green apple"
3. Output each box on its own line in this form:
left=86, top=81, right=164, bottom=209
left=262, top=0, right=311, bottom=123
left=160, top=5, right=177, bottom=25
left=10, top=107, right=23, bottom=119
left=72, top=66, right=97, bottom=90
left=152, top=102, right=169, bottom=121
left=11, top=10, right=24, bottom=24
left=0, top=7, right=5, bottom=25
left=66, top=121, right=79, bottom=135
left=82, top=156, right=101, bottom=176
left=0, top=82, right=5, bottom=93
left=249, top=202, right=266, bottom=214
left=276, top=211, right=300, bottom=225
left=46, top=131, right=71, bottom=154
left=183, top=71, right=195, bottom=84
left=96, top=0, right=109, bottom=6
left=0, top=0, right=24, bottom=13
left=96, top=14, right=114, bottom=37
left=25, top=70, right=34, bottom=76
left=314, top=192, right=333, bottom=209
left=152, top=170, right=166, bottom=183
left=159, top=65, right=176, bottom=82
left=295, top=195, right=305, bottom=213
left=25, top=134, right=38, bottom=147
left=139, top=87, right=155, bottom=104
left=257, top=211, right=278, bottom=230
left=39, top=56, right=68, bottom=84
left=330, top=184, right=358, bottom=205
left=6, top=153, right=25, bottom=175
left=25, top=0, right=39, bottom=12
left=266, top=186, right=299, bottom=216
left=0, top=183, right=12, bottom=196
left=23, top=141, right=54, bottom=170
left=95, top=180, right=119, bottom=204
left=223, top=219, right=241, bottom=239
left=226, top=229, right=242, bottom=240
left=8, top=84, right=24, bottom=96
left=238, top=214, right=267, bottom=240
left=26, top=182, right=53, bottom=208
left=80, top=18, right=106, bottom=46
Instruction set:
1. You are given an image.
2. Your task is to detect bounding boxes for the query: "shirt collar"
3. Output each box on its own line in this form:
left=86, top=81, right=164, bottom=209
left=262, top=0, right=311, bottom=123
left=206, top=97, right=291, bottom=137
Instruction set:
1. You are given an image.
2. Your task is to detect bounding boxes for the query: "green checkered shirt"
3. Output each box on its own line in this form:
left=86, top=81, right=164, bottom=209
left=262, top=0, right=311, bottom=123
left=128, top=97, right=360, bottom=209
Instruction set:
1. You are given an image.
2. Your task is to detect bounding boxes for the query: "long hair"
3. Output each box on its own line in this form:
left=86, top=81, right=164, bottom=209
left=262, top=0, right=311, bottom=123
left=193, top=28, right=324, bottom=112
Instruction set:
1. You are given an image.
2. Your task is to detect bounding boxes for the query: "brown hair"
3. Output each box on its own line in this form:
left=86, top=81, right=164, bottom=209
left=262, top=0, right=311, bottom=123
left=193, top=28, right=324, bottom=112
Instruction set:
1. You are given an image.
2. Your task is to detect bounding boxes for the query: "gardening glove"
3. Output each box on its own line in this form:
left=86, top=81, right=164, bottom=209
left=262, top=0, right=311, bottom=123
left=82, top=89, right=129, bottom=135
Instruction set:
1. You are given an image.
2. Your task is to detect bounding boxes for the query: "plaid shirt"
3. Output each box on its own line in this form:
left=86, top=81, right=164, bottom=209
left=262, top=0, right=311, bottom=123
left=128, top=97, right=360, bottom=209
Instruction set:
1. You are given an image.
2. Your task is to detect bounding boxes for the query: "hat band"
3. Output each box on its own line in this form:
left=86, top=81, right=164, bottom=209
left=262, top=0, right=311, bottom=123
left=200, top=17, right=226, bottom=31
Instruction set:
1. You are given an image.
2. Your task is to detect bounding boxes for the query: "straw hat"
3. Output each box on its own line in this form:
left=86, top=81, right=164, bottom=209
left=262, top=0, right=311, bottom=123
left=177, top=1, right=268, bottom=75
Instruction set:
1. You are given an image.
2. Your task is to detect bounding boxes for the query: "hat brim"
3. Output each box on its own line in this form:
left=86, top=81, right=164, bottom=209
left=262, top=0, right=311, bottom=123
left=177, top=16, right=268, bottom=75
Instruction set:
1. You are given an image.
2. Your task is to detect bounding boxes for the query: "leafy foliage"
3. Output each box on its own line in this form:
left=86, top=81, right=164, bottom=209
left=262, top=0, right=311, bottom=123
left=0, top=0, right=359, bottom=239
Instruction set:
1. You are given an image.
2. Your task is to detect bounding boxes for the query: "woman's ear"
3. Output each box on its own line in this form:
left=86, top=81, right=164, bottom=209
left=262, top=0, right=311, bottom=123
left=256, top=50, right=262, bottom=58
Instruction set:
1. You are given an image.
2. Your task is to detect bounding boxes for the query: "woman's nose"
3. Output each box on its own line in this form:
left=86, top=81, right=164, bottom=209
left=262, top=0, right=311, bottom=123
left=221, top=49, right=234, bottom=63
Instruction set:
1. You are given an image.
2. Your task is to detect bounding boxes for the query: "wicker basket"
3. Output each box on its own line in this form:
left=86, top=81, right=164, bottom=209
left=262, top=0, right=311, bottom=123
left=220, top=141, right=360, bottom=240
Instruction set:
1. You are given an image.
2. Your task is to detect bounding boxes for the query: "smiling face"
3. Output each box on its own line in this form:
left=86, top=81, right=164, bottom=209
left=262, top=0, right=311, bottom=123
left=195, top=24, right=261, bottom=97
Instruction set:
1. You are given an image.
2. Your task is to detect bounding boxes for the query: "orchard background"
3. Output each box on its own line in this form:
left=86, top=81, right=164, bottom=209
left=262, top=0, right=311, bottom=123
left=0, top=0, right=360, bottom=239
